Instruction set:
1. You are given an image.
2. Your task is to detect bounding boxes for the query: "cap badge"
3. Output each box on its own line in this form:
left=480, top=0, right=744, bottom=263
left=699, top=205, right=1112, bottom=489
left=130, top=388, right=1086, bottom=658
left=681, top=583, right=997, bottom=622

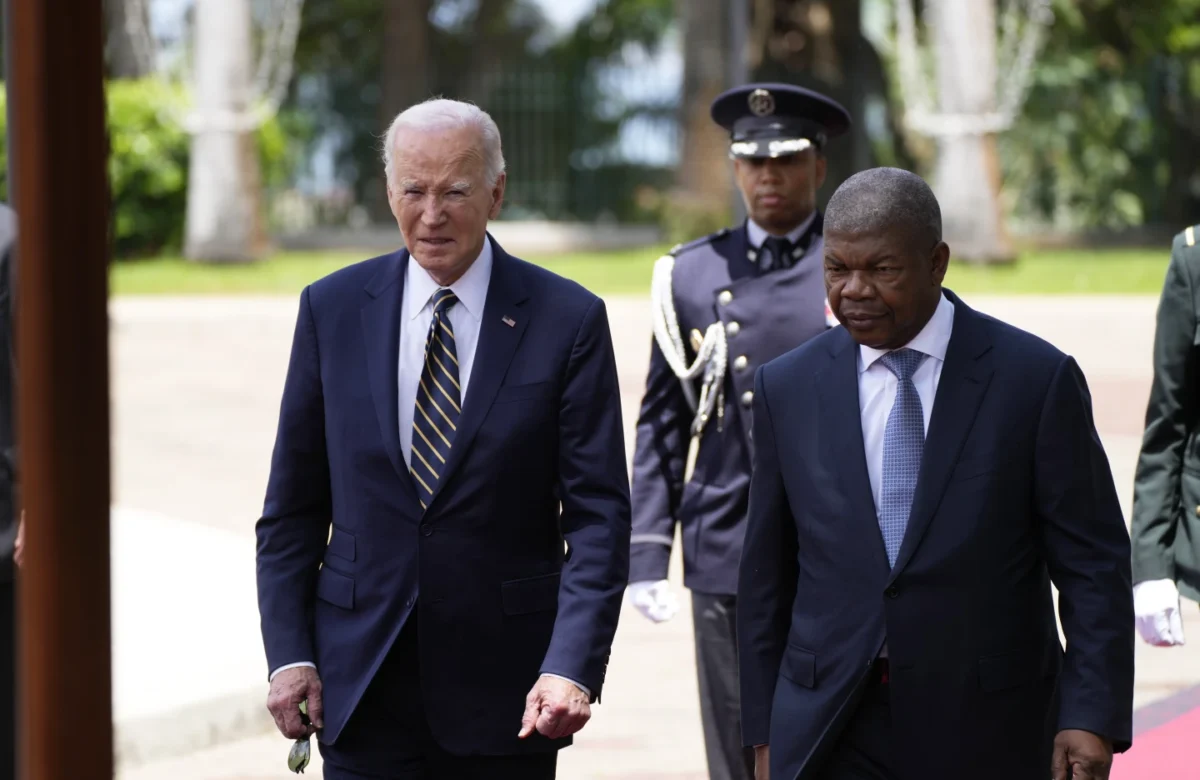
left=748, top=88, right=775, bottom=117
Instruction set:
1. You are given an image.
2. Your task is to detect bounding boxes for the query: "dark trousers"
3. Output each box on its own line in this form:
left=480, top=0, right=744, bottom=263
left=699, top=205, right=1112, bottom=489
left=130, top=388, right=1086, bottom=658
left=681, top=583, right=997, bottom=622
left=814, top=664, right=895, bottom=780
left=0, top=579, right=14, bottom=780
left=692, top=592, right=756, bottom=780
left=318, top=615, right=557, bottom=780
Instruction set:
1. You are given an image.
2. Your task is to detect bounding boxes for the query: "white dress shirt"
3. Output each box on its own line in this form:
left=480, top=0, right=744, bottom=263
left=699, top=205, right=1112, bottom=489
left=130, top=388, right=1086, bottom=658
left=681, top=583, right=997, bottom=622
left=397, top=239, right=492, bottom=465
left=273, top=239, right=588, bottom=695
left=857, top=292, right=955, bottom=657
left=745, top=211, right=817, bottom=251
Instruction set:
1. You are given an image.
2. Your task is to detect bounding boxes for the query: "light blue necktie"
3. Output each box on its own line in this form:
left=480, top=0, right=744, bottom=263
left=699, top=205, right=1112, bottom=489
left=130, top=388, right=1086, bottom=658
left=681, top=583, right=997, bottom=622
left=878, top=348, right=927, bottom=567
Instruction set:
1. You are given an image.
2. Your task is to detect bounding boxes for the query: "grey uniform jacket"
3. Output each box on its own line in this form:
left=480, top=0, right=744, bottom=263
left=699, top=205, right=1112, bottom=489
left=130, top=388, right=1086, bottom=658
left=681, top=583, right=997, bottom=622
left=629, top=216, right=833, bottom=595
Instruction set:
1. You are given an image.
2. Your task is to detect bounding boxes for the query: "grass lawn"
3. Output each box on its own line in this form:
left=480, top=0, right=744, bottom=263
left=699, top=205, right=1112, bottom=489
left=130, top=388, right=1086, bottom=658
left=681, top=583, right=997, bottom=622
left=110, top=245, right=1173, bottom=298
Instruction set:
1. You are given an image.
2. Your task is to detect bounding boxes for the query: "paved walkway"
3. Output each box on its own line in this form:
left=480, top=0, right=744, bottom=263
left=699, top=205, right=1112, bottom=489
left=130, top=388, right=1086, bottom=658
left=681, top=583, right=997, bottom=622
left=106, top=291, right=1200, bottom=779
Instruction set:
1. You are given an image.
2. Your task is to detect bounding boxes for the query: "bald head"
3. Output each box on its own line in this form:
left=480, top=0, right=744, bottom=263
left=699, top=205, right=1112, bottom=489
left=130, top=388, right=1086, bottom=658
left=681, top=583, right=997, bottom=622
left=825, top=167, right=942, bottom=253
left=821, top=167, right=950, bottom=350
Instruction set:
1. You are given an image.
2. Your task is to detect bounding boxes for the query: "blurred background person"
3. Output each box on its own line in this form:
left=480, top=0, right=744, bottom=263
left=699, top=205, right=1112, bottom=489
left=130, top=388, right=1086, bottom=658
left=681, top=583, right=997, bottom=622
left=0, top=200, right=18, bottom=780
left=1131, top=222, right=1200, bottom=648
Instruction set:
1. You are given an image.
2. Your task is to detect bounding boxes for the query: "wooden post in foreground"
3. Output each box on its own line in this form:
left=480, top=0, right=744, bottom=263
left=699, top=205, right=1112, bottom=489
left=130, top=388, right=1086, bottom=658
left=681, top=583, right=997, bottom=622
left=8, top=2, right=113, bottom=779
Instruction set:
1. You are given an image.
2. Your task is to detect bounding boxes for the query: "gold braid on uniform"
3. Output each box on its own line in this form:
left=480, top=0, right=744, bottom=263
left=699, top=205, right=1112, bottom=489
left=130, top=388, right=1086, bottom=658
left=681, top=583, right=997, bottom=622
left=650, top=253, right=727, bottom=483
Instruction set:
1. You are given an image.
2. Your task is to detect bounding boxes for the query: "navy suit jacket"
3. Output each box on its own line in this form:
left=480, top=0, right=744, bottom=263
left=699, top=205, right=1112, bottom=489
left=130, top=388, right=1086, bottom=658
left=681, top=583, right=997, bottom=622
left=737, top=290, right=1134, bottom=780
left=255, top=236, right=631, bottom=755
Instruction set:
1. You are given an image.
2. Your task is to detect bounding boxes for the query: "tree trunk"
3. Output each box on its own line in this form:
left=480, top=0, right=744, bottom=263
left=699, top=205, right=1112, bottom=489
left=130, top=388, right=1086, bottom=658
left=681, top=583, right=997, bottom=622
left=673, top=0, right=735, bottom=238
left=928, top=0, right=1013, bottom=263
left=748, top=0, right=881, bottom=210
left=104, top=0, right=150, bottom=79
left=366, top=0, right=433, bottom=222
left=183, top=0, right=267, bottom=263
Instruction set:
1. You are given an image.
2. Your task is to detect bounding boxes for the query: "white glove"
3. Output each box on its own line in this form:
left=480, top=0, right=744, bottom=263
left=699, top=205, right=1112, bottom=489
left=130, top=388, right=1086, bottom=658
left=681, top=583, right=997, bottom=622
left=627, top=579, right=679, bottom=623
left=1134, top=578, right=1186, bottom=647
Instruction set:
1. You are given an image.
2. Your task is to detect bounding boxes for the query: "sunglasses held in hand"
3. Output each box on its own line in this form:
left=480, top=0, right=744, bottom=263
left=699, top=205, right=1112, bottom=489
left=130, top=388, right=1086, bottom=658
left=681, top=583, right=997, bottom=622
left=288, top=700, right=312, bottom=773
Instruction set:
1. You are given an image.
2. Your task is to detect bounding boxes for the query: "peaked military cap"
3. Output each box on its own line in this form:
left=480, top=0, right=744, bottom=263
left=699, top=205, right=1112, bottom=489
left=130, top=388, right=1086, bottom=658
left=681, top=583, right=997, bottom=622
left=710, top=82, right=851, bottom=159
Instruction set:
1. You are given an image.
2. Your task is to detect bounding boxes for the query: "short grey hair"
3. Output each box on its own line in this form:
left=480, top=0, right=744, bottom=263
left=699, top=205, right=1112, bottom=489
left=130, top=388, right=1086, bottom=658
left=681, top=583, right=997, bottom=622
left=824, top=167, right=942, bottom=249
left=382, top=97, right=506, bottom=188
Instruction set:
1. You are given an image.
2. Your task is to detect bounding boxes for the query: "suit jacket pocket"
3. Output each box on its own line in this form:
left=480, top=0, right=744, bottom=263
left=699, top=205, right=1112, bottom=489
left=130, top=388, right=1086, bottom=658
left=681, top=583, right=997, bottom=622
left=501, top=572, right=561, bottom=615
left=978, top=649, right=1046, bottom=692
left=494, top=381, right=555, bottom=404
left=325, top=526, right=355, bottom=563
left=316, top=566, right=354, bottom=610
left=779, top=644, right=816, bottom=688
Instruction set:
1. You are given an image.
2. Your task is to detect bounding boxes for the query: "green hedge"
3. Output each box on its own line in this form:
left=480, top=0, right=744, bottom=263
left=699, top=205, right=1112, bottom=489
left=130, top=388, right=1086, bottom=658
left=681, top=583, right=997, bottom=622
left=0, top=79, right=293, bottom=258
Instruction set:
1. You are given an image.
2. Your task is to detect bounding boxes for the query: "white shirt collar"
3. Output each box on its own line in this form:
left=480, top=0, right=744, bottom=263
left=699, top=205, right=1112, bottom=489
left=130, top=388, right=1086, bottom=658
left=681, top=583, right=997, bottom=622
left=858, top=292, right=955, bottom=373
left=746, top=211, right=817, bottom=250
left=405, top=235, right=493, bottom=322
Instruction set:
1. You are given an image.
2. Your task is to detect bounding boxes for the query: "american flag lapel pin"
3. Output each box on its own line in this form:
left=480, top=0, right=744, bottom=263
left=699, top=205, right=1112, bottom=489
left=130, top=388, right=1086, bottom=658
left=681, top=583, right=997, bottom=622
left=501, top=315, right=516, bottom=327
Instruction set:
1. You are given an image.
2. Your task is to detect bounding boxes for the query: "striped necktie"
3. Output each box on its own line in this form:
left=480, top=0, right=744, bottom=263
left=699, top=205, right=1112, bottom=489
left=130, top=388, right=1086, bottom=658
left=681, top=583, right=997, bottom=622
left=410, top=288, right=461, bottom=510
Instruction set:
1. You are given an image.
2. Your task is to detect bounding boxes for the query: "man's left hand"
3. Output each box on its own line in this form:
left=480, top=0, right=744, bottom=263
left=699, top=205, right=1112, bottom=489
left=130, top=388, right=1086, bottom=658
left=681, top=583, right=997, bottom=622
left=518, top=675, right=590, bottom=740
left=1052, top=729, right=1113, bottom=780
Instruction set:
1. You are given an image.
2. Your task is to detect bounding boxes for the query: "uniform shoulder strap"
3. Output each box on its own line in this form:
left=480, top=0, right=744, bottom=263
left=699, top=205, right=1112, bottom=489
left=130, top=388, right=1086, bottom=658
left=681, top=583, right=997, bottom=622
left=668, top=227, right=732, bottom=257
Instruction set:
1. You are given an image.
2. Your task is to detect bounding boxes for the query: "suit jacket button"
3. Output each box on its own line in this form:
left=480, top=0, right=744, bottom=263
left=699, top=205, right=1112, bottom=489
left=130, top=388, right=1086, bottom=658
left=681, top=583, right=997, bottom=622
left=734, top=355, right=749, bottom=371
left=718, top=290, right=733, bottom=305
left=741, top=390, right=754, bottom=407
left=886, top=586, right=899, bottom=598
left=726, top=321, right=741, bottom=337
left=420, top=523, right=432, bottom=537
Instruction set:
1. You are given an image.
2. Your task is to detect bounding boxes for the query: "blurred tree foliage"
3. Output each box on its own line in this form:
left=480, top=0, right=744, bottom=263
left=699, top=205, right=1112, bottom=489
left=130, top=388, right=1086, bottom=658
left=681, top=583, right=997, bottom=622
left=287, top=0, right=674, bottom=224
left=0, top=79, right=295, bottom=257
left=1000, top=0, right=1200, bottom=230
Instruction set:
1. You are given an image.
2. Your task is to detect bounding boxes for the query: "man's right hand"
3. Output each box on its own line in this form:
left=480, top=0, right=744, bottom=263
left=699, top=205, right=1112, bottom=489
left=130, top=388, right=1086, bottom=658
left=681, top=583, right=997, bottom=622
left=754, top=745, right=769, bottom=780
left=1134, top=579, right=1186, bottom=646
left=627, top=579, right=679, bottom=623
left=267, top=666, right=324, bottom=739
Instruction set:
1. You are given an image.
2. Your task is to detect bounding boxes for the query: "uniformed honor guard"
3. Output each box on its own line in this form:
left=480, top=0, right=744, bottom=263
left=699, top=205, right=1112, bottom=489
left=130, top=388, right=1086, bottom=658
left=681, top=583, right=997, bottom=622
left=1132, top=222, right=1200, bottom=649
left=626, top=83, right=851, bottom=780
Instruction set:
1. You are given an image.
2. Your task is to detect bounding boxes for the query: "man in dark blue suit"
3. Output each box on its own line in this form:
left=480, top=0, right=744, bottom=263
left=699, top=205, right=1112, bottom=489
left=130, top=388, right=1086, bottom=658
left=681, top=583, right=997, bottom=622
left=255, top=98, right=631, bottom=780
left=736, top=167, right=1134, bottom=780
left=628, top=84, right=850, bottom=780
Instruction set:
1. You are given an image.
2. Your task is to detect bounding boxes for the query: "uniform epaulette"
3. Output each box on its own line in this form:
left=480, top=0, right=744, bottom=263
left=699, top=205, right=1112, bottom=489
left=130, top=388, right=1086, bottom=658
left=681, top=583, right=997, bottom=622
left=668, top=228, right=732, bottom=257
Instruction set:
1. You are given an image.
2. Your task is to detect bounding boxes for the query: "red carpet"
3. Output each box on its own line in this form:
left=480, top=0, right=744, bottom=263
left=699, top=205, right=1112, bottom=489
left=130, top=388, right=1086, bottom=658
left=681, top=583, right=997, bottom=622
left=1112, top=691, right=1200, bottom=779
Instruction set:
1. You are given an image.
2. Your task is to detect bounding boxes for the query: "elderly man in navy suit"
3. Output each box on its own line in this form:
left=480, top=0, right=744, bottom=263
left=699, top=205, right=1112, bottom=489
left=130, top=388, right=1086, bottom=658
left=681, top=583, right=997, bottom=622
left=255, top=98, right=631, bottom=780
left=737, top=167, right=1134, bottom=780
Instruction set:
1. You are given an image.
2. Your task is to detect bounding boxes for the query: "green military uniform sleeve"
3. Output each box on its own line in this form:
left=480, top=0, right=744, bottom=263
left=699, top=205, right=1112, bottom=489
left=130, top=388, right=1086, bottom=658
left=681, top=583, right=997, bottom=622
left=1131, top=226, right=1200, bottom=585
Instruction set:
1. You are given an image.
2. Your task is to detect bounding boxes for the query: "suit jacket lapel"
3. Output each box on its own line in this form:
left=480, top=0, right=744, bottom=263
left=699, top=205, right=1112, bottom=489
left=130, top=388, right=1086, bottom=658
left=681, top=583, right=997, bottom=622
left=889, top=291, right=994, bottom=580
left=361, top=250, right=420, bottom=504
left=818, top=329, right=892, bottom=573
left=427, top=237, right=531, bottom=510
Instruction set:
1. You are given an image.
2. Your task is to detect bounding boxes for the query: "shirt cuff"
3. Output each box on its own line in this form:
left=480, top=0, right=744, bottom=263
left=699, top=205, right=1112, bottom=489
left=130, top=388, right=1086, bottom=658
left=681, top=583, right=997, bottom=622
left=269, top=661, right=316, bottom=683
left=542, top=673, right=590, bottom=699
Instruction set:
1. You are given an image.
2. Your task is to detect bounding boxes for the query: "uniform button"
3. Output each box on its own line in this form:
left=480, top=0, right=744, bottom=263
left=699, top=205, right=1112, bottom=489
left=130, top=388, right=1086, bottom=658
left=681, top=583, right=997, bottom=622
left=726, top=321, right=740, bottom=337
left=741, top=390, right=754, bottom=407
left=420, top=523, right=432, bottom=537
left=734, top=355, right=748, bottom=371
left=1195, top=504, right=1199, bottom=516
left=886, top=586, right=899, bottom=598
left=718, top=290, right=733, bottom=305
